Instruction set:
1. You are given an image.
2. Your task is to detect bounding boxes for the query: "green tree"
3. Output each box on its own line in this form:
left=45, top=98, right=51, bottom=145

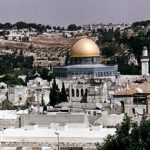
left=40, top=68, right=49, bottom=80
left=61, top=82, right=68, bottom=103
left=65, top=51, right=70, bottom=65
left=2, top=99, right=15, bottom=110
left=14, top=21, right=28, bottom=29
left=4, top=22, right=12, bottom=29
left=80, top=89, right=88, bottom=103
left=49, top=78, right=60, bottom=106
left=97, top=114, right=150, bottom=150
left=97, top=114, right=132, bottom=150
left=0, top=74, right=25, bottom=86
left=67, top=24, right=77, bottom=31
left=101, top=46, right=118, bottom=57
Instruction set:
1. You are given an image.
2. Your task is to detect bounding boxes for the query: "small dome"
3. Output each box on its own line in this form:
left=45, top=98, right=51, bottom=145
left=143, top=46, right=147, bottom=50
left=71, top=38, right=100, bottom=57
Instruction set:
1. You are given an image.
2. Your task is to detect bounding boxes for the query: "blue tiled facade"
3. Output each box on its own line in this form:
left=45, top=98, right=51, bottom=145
left=53, top=63, right=118, bottom=78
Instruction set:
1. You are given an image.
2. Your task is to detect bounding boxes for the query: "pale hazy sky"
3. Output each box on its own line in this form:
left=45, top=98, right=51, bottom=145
left=0, top=0, right=150, bottom=26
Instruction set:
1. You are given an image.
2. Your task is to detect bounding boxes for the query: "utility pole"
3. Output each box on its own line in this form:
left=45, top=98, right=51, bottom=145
left=36, top=88, right=41, bottom=114
left=55, top=132, right=60, bottom=150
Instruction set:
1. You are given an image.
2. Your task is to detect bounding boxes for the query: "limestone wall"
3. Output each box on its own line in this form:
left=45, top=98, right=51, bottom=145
left=0, top=119, right=19, bottom=130
left=20, top=113, right=87, bottom=127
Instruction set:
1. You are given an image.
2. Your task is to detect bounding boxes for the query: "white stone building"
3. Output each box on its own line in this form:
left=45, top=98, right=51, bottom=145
left=8, top=85, right=27, bottom=106
left=27, top=77, right=50, bottom=105
left=3, top=77, right=50, bottom=106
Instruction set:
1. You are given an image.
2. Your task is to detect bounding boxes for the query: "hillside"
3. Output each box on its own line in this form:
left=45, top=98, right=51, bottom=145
left=0, top=20, right=150, bottom=75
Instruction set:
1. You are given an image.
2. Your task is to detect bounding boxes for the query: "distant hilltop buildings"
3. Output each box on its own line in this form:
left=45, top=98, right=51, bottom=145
left=83, top=23, right=131, bottom=32
left=0, top=22, right=131, bottom=42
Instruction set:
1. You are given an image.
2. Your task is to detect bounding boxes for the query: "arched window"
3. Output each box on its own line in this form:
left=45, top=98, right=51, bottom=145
left=81, top=89, right=84, bottom=97
left=76, top=89, right=79, bottom=97
left=72, top=89, right=74, bottom=97
left=106, top=72, right=108, bottom=76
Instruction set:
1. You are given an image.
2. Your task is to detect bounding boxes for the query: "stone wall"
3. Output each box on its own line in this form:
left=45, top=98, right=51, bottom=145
left=0, top=119, right=19, bottom=130
left=20, top=113, right=88, bottom=127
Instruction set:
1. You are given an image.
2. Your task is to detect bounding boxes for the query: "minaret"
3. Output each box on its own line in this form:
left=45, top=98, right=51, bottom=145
left=141, top=46, right=149, bottom=76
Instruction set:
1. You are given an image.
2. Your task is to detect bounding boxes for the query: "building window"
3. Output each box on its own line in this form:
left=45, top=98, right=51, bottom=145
left=95, top=72, right=97, bottom=77
left=106, top=72, right=108, bottom=76
left=81, top=89, right=84, bottom=97
left=72, top=89, right=74, bottom=97
left=109, top=72, right=111, bottom=76
left=19, top=97, right=22, bottom=101
left=104, top=72, right=106, bottom=76
left=98, top=72, right=101, bottom=77
left=76, top=89, right=79, bottom=97
left=93, top=111, right=96, bottom=116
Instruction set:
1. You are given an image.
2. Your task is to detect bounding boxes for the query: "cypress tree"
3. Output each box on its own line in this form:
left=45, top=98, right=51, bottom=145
left=61, top=82, right=68, bottom=102
left=49, top=78, right=60, bottom=106
left=80, top=89, right=88, bottom=103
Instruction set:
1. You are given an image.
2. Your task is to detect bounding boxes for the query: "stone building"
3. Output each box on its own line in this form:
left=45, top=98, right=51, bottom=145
left=27, top=76, right=50, bottom=105
left=114, top=81, right=150, bottom=116
left=6, top=76, right=50, bottom=106
left=51, top=78, right=109, bottom=104
left=8, top=85, right=27, bottom=106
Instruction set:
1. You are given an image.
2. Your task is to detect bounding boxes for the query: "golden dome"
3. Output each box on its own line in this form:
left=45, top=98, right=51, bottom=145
left=71, top=38, right=100, bottom=57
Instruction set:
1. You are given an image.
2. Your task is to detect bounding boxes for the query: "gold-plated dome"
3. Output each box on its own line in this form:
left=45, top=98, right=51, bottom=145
left=71, top=38, right=100, bottom=57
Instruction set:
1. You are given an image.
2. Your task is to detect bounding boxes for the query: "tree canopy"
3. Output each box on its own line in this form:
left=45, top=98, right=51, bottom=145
left=97, top=114, right=150, bottom=150
left=0, top=21, right=65, bottom=33
left=0, top=54, right=34, bottom=75
left=101, top=45, right=118, bottom=57
left=0, top=74, right=25, bottom=86
left=67, top=24, right=78, bottom=31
